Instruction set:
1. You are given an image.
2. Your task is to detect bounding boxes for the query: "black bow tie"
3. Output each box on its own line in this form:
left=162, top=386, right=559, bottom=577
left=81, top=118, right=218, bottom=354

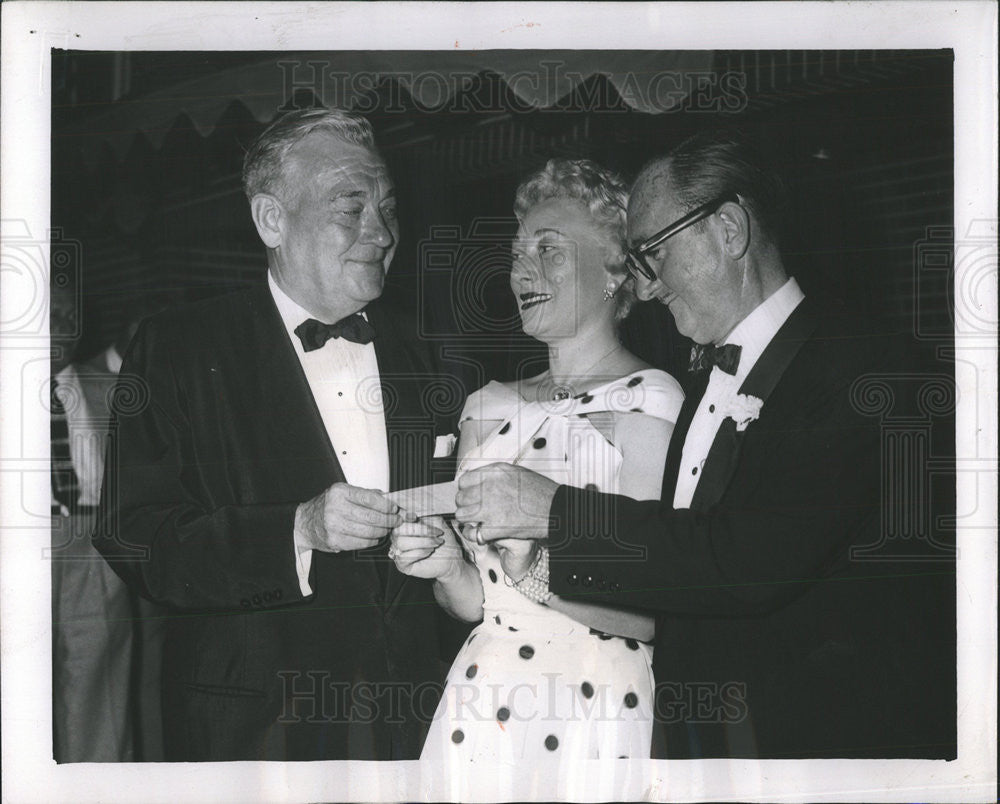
left=689, top=342, right=742, bottom=375
left=294, top=314, right=376, bottom=352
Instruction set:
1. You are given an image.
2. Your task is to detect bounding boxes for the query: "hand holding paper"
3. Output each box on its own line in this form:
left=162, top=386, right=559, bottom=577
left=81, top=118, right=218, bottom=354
left=454, top=463, right=557, bottom=544
left=295, top=482, right=402, bottom=554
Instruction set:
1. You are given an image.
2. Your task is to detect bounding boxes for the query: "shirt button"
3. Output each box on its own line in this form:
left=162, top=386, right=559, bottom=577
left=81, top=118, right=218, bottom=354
left=709, top=404, right=716, bottom=413
left=691, top=466, right=698, bottom=475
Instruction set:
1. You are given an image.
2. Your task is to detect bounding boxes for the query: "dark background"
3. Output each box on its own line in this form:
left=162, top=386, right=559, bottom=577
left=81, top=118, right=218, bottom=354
left=46, top=49, right=959, bottom=762
left=52, top=49, right=955, bottom=388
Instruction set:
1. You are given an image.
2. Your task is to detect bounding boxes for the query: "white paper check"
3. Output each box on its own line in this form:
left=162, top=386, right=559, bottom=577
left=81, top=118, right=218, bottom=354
left=386, top=480, right=459, bottom=518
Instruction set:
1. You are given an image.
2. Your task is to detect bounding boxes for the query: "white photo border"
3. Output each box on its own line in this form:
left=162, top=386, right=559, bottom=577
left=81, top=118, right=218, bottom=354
left=1, top=2, right=996, bottom=802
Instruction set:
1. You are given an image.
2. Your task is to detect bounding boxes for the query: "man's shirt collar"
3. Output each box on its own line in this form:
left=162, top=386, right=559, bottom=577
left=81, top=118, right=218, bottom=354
left=722, top=277, right=805, bottom=380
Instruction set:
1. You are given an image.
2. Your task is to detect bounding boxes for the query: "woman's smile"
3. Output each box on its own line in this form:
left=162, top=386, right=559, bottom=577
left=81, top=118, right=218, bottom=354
left=520, top=291, right=553, bottom=310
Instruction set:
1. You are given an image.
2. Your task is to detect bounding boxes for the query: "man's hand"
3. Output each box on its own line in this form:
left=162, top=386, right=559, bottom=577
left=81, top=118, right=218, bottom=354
left=294, top=483, right=402, bottom=554
left=390, top=515, right=464, bottom=582
left=455, top=463, right=557, bottom=543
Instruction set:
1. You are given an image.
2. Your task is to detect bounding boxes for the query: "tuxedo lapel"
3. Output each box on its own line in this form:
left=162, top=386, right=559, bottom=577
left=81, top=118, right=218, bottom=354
left=368, top=301, right=433, bottom=494
left=689, top=298, right=819, bottom=511
left=248, top=285, right=387, bottom=599
left=366, top=301, right=435, bottom=608
left=249, top=285, right=347, bottom=495
left=661, top=369, right=711, bottom=506
left=738, top=298, right=819, bottom=402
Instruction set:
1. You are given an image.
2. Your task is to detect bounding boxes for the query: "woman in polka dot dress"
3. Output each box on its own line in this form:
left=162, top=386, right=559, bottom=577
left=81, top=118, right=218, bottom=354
left=390, top=159, right=683, bottom=789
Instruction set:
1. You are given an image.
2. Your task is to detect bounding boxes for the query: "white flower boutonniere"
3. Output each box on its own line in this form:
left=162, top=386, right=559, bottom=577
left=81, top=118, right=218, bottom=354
left=726, top=394, right=764, bottom=432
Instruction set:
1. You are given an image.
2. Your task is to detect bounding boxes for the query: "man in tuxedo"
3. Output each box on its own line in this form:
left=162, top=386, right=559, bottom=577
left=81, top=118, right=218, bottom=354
left=455, top=129, right=955, bottom=759
left=94, top=109, right=459, bottom=761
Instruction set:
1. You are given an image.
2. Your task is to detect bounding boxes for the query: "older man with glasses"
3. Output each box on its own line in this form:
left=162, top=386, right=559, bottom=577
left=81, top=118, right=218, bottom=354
left=455, top=128, right=955, bottom=760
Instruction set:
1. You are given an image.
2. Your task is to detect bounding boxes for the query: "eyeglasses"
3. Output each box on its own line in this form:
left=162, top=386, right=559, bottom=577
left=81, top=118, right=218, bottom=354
left=624, top=193, right=740, bottom=282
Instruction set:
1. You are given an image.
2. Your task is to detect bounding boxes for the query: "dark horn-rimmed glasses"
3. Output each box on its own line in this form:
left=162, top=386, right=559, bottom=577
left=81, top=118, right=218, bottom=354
left=624, top=193, right=741, bottom=282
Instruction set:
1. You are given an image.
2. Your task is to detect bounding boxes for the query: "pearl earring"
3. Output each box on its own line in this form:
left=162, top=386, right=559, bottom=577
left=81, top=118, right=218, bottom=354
left=602, top=283, right=617, bottom=302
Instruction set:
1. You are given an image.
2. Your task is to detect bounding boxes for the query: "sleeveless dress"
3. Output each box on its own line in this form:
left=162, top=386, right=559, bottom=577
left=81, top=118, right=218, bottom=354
left=420, top=369, right=683, bottom=786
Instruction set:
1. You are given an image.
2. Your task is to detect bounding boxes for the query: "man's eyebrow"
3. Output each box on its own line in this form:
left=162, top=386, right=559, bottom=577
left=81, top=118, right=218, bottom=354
left=332, top=187, right=395, bottom=200
left=533, top=227, right=565, bottom=238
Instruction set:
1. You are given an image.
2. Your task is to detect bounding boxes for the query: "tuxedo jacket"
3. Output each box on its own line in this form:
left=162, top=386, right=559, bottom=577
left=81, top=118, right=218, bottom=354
left=549, top=299, right=955, bottom=758
left=94, top=282, right=464, bottom=761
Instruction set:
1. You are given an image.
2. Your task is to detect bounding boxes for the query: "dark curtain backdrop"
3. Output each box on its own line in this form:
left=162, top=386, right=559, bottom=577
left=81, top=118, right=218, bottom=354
left=52, top=49, right=954, bottom=390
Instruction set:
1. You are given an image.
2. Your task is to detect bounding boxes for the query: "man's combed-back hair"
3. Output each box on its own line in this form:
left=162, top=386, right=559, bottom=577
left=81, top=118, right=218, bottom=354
left=242, top=108, right=377, bottom=202
left=514, top=158, right=637, bottom=322
left=656, top=128, right=789, bottom=245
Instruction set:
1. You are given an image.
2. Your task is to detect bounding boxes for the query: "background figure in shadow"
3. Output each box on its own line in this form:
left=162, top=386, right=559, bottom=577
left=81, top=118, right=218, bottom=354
left=51, top=287, right=176, bottom=762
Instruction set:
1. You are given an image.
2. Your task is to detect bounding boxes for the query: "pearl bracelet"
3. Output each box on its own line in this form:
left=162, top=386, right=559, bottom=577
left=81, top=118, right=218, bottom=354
left=511, top=545, right=551, bottom=604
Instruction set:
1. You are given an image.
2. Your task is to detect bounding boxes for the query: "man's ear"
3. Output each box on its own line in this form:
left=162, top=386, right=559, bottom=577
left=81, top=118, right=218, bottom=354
left=250, top=194, right=284, bottom=249
left=717, top=200, right=750, bottom=260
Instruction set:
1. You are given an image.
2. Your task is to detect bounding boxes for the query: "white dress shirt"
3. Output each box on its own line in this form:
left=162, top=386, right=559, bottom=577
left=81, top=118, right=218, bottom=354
left=55, top=345, right=123, bottom=507
left=268, top=272, right=390, bottom=594
left=672, top=277, right=805, bottom=509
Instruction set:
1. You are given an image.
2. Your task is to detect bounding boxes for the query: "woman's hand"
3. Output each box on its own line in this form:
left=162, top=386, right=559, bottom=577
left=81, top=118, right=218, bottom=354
left=456, top=521, right=539, bottom=581
left=390, top=515, right=464, bottom=583
left=494, top=538, right=539, bottom=582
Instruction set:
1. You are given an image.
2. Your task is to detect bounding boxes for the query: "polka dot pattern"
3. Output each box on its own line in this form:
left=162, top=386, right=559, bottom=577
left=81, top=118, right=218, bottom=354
left=422, top=370, right=681, bottom=768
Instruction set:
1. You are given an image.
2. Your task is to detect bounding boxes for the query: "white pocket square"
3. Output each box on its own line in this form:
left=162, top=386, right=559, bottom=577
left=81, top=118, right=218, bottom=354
left=433, top=433, right=457, bottom=458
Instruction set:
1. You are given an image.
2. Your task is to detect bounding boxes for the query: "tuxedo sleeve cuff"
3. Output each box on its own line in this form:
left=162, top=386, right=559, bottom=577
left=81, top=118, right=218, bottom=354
left=548, top=484, right=655, bottom=600
left=295, top=547, right=314, bottom=597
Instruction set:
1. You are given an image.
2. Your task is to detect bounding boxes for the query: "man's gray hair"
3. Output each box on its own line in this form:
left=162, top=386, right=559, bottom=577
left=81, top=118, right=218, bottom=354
left=242, top=108, right=377, bottom=202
